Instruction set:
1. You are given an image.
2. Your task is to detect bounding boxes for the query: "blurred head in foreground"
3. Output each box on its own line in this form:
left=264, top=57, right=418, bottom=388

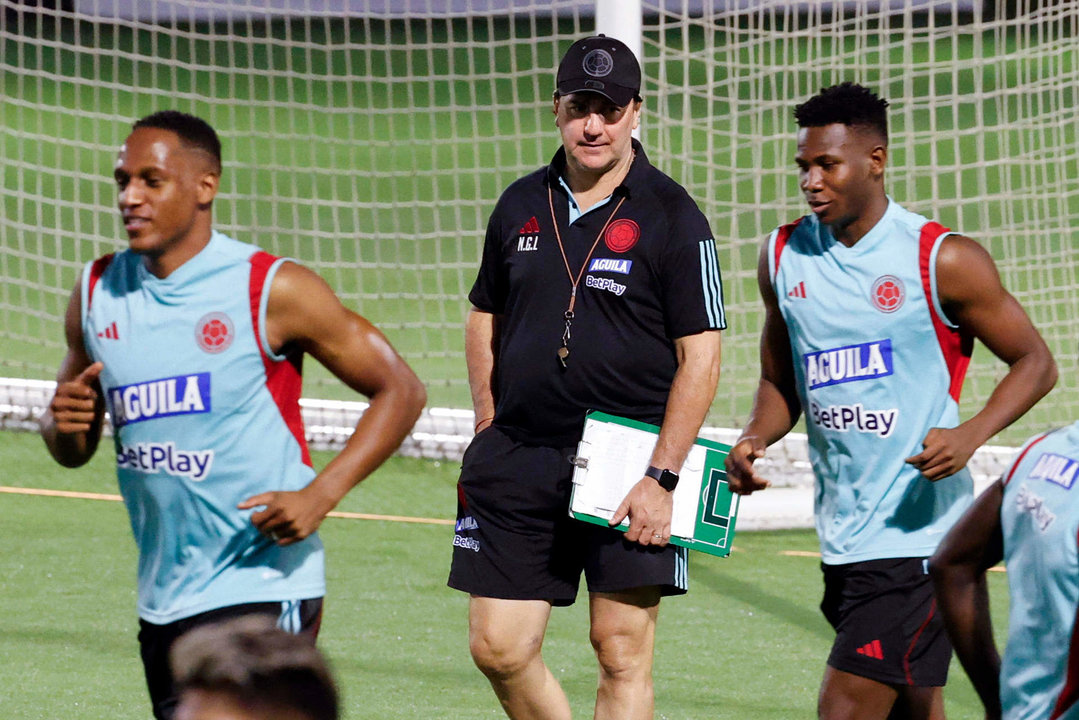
left=171, top=615, right=338, bottom=720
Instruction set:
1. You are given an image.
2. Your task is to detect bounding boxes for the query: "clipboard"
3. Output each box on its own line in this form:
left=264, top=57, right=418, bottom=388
left=569, top=410, right=739, bottom=557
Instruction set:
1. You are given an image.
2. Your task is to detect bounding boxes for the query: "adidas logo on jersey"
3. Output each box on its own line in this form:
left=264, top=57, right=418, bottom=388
left=97, top=321, right=120, bottom=340
left=519, top=217, right=540, bottom=234
left=856, top=639, right=884, bottom=660
left=787, top=281, right=807, bottom=299
left=518, top=216, right=540, bottom=252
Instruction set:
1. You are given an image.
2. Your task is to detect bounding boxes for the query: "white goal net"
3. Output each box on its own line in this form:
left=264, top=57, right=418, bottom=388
left=2, top=0, right=1075, bottom=495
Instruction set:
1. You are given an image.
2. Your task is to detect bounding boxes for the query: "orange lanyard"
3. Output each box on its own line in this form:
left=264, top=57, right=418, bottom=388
left=546, top=184, right=626, bottom=368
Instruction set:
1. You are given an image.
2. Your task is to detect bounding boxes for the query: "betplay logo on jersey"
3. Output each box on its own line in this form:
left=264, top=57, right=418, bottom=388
left=808, top=401, right=898, bottom=438
left=804, top=339, right=894, bottom=390
left=1014, top=483, right=1056, bottom=532
left=108, top=373, right=212, bottom=427
left=116, top=441, right=215, bottom=482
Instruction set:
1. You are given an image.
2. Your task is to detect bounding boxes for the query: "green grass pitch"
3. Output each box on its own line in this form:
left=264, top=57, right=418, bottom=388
left=1, top=431, right=1008, bottom=719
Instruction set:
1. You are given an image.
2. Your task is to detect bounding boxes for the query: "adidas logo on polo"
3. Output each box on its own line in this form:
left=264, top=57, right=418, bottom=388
left=788, top=281, right=807, bottom=299
left=517, top=216, right=540, bottom=252
left=856, top=639, right=884, bottom=660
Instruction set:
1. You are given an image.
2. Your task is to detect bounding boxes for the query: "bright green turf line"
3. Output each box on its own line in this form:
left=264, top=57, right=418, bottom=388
left=2, top=431, right=1009, bottom=718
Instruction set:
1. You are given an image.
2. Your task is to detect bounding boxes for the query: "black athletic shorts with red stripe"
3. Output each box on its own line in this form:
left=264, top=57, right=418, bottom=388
left=820, top=557, right=951, bottom=687
left=447, top=424, right=688, bottom=605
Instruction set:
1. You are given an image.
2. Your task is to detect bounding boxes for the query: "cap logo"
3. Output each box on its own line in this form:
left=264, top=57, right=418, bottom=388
left=582, top=49, right=614, bottom=78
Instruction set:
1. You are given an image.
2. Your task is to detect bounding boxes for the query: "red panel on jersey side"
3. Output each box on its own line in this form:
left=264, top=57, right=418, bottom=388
left=772, top=218, right=802, bottom=279
left=1050, top=553, right=1079, bottom=720
left=1003, top=432, right=1052, bottom=486
left=249, top=252, right=312, bottom=468
left=918, top=223, right=972, bottom=402
left=87, top=253, right=115, bottom=309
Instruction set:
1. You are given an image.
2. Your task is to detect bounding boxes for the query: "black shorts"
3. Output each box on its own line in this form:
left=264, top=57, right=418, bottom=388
left=138, top=598, right=323, bottom=720
left=821, top=557, right=950, bottom=687
left=447, top=424, right=688, bottom=606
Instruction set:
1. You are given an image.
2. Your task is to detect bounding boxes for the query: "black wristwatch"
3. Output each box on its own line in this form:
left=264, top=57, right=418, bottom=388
left=645, top=465, right=679, bottom=492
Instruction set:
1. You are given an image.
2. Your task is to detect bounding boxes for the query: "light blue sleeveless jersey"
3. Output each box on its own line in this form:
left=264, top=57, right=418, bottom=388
left=1000, top=422, right=1079, bottom=720
left=768, top=200, right=973, bottom=564
left=81, top=230, right=325, bottom=624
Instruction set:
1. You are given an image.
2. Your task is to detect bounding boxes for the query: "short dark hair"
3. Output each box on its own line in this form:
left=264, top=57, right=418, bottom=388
left=133, top=110, right=222, bottom=172
left=794, top=82, right=889, bottom=143
left=171, top=616, right=339, bottom=720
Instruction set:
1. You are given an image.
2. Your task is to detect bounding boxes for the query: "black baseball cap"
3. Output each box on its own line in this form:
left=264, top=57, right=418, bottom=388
left=555, top=35, right=641, bottom=107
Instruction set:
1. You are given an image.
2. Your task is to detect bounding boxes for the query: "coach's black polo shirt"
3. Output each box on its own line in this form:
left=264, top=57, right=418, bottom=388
left=470, top=139, right=726, bottom=447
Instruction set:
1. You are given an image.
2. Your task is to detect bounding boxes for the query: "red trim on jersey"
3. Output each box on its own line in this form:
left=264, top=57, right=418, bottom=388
left=249, top=252, right=312, bottom=468
left=1050, top=538, right=1079, bottom=720
left=903, top=597, right=938, bottom=686
left=86, top=254, right=115, bottom=310
left=1003, top=431, right=1053, bottom=486
left=772, top=218, right=802, bottom=280
left=918, top=222, right=972, bottom=402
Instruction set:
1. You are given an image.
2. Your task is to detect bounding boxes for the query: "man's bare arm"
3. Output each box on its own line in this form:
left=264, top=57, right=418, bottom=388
left=906, top=235, right=1057, bottom=480
left=40, top=280, right=105, bottom=467
left=725, top=239, right=802, bottom=495
left=239, top=262, right=427, bottom=544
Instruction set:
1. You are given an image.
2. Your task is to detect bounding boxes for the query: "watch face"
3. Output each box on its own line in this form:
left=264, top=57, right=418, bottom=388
left=659, top=469, right=679, bottom=491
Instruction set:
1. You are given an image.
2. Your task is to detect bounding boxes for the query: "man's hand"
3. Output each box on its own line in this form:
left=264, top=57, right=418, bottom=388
left=906, top=427, right=977, bottom=481
left=49, top=361, right=104, bottom=435
left=238, top=486, right=338, bottom=546
left=609, top=477, right=674, bottom=547
left=725, top=436, right=770, bottom=495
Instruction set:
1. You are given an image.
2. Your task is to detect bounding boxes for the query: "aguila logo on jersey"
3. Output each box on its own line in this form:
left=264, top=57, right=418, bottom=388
left=1029, top=452, right=1079, bottom=490
left=108, top=373, right=211, bottom=427
left=582, top=49, right=614, bottom=77
left=804, top=339, right=894, bottom=390
left=604, top=219, right=640, bottom=253
left=871, top=275, right=905, bottom=313
left=588, top=258, right=633, bottom=275
left=196, top=312, right=234, bottom=353
left=517, top=216, right=540, bottom=252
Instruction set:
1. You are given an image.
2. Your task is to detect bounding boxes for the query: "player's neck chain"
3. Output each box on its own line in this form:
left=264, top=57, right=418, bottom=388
left=546, top=183, right=626, bottom=370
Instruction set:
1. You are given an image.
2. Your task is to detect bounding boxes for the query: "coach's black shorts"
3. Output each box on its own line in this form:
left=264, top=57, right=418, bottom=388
left=448, top=424, right=688, bottom=606
left=138, top=597, right=323, bottom=720
left=821, top=557, right=950, bottom=687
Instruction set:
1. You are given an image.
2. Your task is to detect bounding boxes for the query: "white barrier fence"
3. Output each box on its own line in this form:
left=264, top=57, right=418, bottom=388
left=1, top=377, right=1011, bottom=530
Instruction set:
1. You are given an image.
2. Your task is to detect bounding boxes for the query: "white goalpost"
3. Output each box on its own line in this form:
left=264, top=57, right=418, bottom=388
left=2, top=0, right=1075, bottom=527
